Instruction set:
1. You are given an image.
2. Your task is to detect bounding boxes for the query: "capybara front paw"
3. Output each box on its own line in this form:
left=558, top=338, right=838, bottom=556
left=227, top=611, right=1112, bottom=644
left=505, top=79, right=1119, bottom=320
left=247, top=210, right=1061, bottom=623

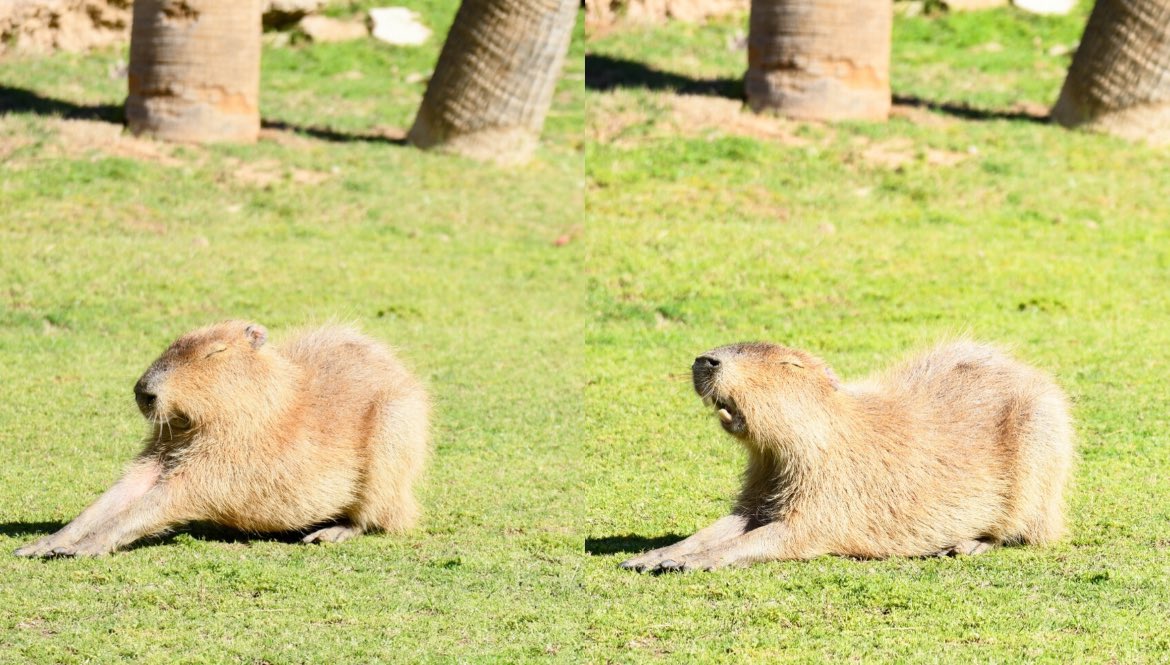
left=14, top=539, right=52, bottom=558
left=620, top=547, right=674, bottom=572
left=651, top=554, right=722, bottom=573
left=619, top=554, right=654, bottom=572
left=934, top=539, right=995, bottom=557
left=302, top=524, right=362, bottom=544
left=15, top=535, right=72, bottom=558
left=47, top=540, right=113, bottom=557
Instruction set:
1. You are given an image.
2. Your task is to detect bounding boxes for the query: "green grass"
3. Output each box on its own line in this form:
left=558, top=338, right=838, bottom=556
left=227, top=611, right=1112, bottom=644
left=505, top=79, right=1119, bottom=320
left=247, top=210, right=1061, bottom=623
left=1, top=6, right=585, bottom=663
left=586, top=3, right=1170, bottom=662
left=6, top=1, right=1170, bottom=661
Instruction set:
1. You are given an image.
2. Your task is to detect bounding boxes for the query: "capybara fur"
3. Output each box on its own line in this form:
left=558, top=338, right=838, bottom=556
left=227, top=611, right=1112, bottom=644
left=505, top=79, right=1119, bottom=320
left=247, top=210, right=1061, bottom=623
left=622, top=340, right=1074, bottom=572
left=17, top=321, right=429, bottom=557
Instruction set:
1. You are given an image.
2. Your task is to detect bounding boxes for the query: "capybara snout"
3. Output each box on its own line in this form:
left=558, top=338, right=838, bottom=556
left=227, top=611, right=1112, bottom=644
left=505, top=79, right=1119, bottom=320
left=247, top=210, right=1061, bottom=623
left=691, top=355, right=721, bottom=396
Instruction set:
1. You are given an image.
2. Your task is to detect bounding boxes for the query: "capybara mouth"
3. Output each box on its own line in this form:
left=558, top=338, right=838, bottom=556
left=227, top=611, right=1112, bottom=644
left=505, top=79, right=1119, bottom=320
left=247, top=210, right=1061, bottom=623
left=706, top=395, right=746, bottom=435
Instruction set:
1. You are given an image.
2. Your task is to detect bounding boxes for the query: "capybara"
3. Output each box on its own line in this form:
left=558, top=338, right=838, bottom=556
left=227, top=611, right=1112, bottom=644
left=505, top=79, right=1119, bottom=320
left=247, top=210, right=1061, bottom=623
left=622, top=340, right=1074, bottom=572
left=17, top=321, right=429, bottom=557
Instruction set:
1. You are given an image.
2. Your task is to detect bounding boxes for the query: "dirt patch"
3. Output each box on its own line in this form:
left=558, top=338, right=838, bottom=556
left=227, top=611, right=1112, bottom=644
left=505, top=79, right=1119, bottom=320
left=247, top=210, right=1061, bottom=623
left=669, top=95, right=815, bottom=145
left=1, top=0, right=329, bottom=53
left=890, top=103, right=955, bottom=128
left=587, top=95, right=650, bottom=145
left=852, top=136, right=970, bottom=170
left=46, top=119, right=186, bottom=166
left=0, top=0, right=131, bottom=55
left=588, top=91, right=829, bottom=146
left=0, top=134, right=33, bottom=162
left=226, top=158, right=284, bottom=188
left=291, top=168, right=331, bottom=185
left=122, top=204, right=168, bottom=235
left=586, top=0, right=747, bottom=36
left=221, top=157, right=333, bottom=188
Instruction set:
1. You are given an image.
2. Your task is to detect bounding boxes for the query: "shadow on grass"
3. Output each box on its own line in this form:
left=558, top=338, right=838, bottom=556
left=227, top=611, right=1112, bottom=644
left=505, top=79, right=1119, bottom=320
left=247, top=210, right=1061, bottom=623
left=892, top=93, right=1050, bottom=124
left=259, top=119, right=407, bottom=146
left=0, top=521, right=68, bottom=539
left=132, top=522, right=320, bottom=550
left=581, top=62, right=1051, bottom=125
left=0, top=86, right=122, bottom=122
left=0, top=85, right=407, bottom=145
left=2, top=519, right=345, bottom=555
left=585, top=533, right=687, bottom=556
left=585, top=54, right=742, bottom=98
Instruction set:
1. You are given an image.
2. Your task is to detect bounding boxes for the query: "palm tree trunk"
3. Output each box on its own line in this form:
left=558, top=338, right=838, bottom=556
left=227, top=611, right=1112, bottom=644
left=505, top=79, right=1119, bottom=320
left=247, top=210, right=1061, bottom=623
left=408, top=0, right=577, bottom=164
left=1051, top=0, right=1170, bottom=145
left=745, top=0, right=892, bottom=121
left=126, top=0, right=261, bottom=143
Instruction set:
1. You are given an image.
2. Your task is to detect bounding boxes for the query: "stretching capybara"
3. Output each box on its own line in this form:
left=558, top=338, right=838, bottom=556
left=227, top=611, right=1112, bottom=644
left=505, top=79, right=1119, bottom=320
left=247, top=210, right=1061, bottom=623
left=622, top=340, right=1074, bottom=572
left=16, top=321, right=429, bottom=557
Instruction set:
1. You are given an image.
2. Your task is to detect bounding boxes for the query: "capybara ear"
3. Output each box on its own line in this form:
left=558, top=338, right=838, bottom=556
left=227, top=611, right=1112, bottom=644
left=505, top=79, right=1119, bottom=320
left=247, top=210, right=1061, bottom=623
left=824, top=365, right=841, bottom=390
left=245, top=324, right=268, bottom=349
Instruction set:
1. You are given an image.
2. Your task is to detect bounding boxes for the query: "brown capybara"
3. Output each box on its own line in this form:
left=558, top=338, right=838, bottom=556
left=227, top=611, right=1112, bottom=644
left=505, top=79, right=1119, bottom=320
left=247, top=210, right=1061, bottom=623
left=622, top=340, right=1074, bottom=572
left=16, top=321, right=429, bottom=557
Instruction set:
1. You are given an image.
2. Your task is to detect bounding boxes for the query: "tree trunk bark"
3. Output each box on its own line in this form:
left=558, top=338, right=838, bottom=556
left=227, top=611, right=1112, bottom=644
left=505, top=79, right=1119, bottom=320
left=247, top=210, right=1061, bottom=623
left=1051, top=0, right=1170, bottom=145
left=745, top=0, right=892, bottom=121
left=126, top=0, right=261, bottom=143
left=408, top=0, right=577, bottom=164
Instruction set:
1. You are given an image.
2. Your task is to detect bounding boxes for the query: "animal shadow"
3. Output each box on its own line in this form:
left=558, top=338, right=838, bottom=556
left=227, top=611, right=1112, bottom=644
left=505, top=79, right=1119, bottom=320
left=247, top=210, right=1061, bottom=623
left=132, top=521, right=341, bottom=551
left=2, top=519, right=342, bottom=554
left=585, top=533, right=687, bottom=556
left=0, top=521, right=69, bottom=539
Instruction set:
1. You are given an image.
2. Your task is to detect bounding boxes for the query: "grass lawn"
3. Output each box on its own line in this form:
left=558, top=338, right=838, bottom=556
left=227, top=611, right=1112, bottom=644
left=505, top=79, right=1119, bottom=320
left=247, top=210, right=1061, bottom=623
left=1, top=5, right=585, bottom=662
left=586, top=2, right=1170, bottom=661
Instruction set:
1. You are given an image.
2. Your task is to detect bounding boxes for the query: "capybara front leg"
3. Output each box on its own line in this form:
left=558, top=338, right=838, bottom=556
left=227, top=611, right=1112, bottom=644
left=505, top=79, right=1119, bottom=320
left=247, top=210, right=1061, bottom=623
left=46, top=477, right=187, bottom=557
left=621, top=514, right=751, bottom=572
left=653, top=521, right=803, bottom=572
left=15, top=459, right=162, bottom=557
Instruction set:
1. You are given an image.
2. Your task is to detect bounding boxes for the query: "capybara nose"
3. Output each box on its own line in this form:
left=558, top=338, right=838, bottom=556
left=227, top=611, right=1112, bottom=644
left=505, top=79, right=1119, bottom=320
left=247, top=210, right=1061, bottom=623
left=692, top=355, right=722, bottom=395
left=693, top=355, right=721, bottom=370
left=134, top=381, right=157, bottom=414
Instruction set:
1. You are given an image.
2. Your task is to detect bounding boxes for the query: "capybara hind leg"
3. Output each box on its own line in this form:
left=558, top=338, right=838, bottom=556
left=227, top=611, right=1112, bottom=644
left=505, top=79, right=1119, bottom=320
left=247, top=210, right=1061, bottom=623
left=15, top=459, right=161, bottom=557
left=350, top=396, right=427, bottom=534
left=621, top=514, right=750, bottom=572
left=934, top=538, right=996, bottom=557
left=303, top=524, right=363, bottom=544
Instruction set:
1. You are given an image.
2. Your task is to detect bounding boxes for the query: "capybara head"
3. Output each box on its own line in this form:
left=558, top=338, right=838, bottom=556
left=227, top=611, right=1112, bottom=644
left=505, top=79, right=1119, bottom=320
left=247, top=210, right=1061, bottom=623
left=692, top=342, right=840, bottom=442
left=134, top=321, right=270, bottom=427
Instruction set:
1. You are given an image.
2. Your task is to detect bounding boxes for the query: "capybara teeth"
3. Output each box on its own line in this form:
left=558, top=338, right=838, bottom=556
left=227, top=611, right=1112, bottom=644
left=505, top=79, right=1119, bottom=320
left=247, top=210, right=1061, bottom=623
left=717, top=408, right=733, bottom=423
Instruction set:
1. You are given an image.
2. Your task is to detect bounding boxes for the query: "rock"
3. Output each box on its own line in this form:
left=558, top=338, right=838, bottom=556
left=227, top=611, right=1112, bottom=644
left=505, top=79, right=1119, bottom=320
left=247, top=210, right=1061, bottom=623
left=0, top=0, right=333, bottom=53
left=0, top=0, right=131, bottom=55
left=1012, top=0, right=1075, bottom=15
left=586, top=0, right=747, bottom=30
left=663, top=0, right=747, bottom=21
left=298, top=15, right=367, bottom=43
left=943, top=0, right=1008, bottom=10
left=368, top=7, right=430, bottom=46
left=262, top=0, right=328, bottom=29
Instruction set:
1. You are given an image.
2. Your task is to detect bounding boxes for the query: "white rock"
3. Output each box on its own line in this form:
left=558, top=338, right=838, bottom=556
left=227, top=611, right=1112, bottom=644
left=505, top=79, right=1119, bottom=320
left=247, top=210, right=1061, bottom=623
left=1013, top=0, right=1075, bottom=15
left=945, top=0, right=1008, bottom=10
left=299, top=15, right=367, bottom=43
left=368, top=7, right=430, bottom=46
